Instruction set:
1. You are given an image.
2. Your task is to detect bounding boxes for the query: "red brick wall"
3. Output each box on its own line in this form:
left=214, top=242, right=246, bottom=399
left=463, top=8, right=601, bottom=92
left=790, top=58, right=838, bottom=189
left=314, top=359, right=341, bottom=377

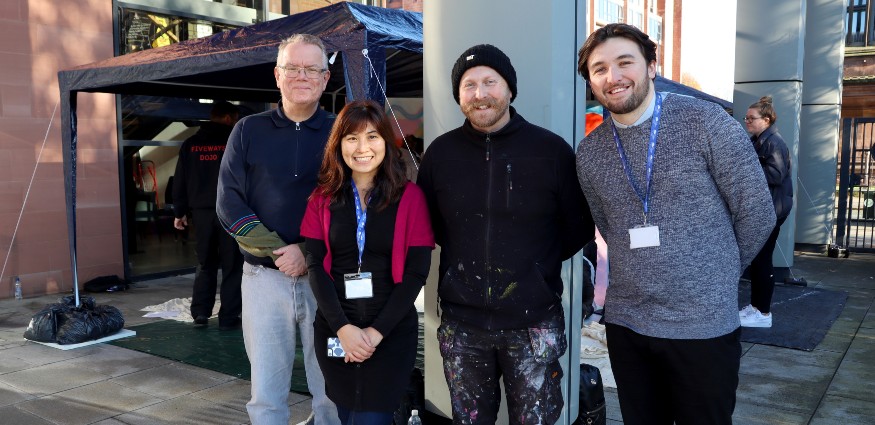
left=0, top=0, right=122, bottom=299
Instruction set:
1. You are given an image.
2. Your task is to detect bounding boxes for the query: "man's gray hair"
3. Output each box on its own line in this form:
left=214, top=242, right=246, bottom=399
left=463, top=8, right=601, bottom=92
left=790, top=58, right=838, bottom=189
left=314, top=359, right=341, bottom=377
left=277, top=34, right=328, bottom=68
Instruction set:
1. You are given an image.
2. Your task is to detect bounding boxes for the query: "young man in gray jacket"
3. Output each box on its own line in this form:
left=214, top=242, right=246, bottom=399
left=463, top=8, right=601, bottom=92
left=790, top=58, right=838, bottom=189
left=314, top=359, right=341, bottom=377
left=576, top=24, right=775, bottom=424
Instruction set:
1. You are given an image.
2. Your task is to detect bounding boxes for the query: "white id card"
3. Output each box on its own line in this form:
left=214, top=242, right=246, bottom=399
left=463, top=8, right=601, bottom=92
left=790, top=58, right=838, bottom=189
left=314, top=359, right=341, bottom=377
left=343, top=272, right=373, bottom=299
left=629, top=225, right=660, bottom=249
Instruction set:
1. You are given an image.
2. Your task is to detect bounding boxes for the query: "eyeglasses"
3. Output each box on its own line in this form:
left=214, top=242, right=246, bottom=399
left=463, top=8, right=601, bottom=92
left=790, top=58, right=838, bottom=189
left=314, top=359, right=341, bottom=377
left=277, top=65, right=326, bottom=79
left=743, top=116, right=762, bottom=122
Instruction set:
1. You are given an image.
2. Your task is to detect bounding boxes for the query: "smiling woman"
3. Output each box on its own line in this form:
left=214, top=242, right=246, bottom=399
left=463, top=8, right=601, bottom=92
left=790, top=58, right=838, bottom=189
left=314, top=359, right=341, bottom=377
left=300, top=100, right=435, bottom=425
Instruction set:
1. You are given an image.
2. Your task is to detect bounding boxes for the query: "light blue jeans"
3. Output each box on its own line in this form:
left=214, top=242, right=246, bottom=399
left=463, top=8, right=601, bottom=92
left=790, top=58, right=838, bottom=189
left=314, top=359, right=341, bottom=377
left=242, top=263, right=340, bottom=425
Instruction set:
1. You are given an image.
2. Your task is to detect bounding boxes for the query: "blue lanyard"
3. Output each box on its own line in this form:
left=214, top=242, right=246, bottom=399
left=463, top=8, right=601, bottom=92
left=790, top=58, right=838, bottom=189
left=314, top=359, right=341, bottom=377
left=351, top=181, right=368, bottom=272
left=608, top=92, right=663, bottom=224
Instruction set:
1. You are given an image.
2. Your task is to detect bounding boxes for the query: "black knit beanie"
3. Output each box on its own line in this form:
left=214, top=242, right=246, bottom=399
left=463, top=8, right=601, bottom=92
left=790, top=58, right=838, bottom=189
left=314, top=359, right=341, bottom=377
left=451, top=44, right=517, bottom=104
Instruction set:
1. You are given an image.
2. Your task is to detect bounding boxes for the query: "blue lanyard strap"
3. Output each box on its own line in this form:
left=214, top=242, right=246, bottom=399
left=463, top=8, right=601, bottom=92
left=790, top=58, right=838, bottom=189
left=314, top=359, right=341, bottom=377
left=351, top=181, right=368, bottom=272
left=608, top=92, right=663, bottom=223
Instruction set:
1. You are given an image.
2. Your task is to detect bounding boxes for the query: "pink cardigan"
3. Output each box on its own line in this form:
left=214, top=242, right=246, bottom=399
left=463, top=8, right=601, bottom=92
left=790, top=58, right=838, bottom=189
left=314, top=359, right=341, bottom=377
left=300, top=182, right=435, bottom=284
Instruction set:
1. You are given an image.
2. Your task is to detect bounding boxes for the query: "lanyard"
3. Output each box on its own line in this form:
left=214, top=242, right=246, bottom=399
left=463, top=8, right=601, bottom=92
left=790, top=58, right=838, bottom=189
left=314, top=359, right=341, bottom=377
left=608, top=92, right=663, bottom=224
left=351, top=181, right=368, bottom=272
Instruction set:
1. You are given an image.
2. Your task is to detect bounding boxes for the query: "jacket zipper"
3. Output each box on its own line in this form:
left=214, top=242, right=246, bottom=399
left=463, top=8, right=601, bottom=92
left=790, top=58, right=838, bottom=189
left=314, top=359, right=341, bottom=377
left=506, top=163, right=512, bottom=209
left=294, top=122, right=301, bottom=177
left=484, top=133, right=493, bottom=329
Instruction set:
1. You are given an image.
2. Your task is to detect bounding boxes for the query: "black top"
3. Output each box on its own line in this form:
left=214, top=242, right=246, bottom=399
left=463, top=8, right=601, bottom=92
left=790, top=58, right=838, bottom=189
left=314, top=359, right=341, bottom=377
left=418, top=107, right=595, bottom=331
left=217, top=105, right=334, bottom=267
left=306, top=191, right=430, bottom=411
left=172, top=121, right=233, bottom=216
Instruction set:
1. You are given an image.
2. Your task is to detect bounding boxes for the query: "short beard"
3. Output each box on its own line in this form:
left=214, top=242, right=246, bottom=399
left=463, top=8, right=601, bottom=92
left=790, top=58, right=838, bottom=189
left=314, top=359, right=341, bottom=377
left=598, top=76, right=651, bottom=115
left=462, top=96, right=510, bottom=130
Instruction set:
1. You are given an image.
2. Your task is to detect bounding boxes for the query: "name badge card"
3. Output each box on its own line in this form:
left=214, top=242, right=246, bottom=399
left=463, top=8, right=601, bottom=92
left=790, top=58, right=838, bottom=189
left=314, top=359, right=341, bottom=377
left=344, top=272, right=373, bottom=299
left=629, top=225, right=660, bottom=249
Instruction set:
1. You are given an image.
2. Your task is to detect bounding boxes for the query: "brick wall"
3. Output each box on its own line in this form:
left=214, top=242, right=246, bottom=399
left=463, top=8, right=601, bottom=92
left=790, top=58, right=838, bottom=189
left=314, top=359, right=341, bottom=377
left=0, top=0, right=123, bottom=299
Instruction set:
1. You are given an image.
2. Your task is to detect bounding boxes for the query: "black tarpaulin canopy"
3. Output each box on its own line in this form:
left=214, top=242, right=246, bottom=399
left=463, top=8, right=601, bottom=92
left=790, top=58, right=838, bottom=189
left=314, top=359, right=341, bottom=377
left=654, top=75, right=733, bottom=113
left=57, top=2, right=422, bottom=298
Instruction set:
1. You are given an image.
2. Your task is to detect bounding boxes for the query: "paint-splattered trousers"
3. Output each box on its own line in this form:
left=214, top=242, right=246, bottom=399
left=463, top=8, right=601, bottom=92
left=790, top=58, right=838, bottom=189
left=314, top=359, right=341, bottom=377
left=437, top=316, right=567, bottom=425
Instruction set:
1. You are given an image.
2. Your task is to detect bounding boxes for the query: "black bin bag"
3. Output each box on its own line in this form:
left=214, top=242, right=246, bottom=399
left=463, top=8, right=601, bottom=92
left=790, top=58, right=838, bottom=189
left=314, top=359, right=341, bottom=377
left=23, top=295, right=125, bottom=345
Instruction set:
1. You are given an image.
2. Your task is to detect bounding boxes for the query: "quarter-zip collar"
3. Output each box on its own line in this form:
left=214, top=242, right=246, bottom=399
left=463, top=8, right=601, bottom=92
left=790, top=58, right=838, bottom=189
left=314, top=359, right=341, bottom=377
left=460, top=106, right=524, bottom=149
left=270, top=99, right=332, bottom=131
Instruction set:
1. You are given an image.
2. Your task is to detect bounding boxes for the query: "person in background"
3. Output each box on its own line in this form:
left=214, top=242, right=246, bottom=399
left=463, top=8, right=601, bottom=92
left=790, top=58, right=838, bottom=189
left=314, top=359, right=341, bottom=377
left=576, top=23, right=775, bottom=424
left=217, top=34, right=340, bottom=425
left=740, top=95, right=793, bottom=328
left=173, top=101, right=242, bottom=329
left=301, top=100, right=434, bottom=425
left=418, top=43, right=594, bottom=424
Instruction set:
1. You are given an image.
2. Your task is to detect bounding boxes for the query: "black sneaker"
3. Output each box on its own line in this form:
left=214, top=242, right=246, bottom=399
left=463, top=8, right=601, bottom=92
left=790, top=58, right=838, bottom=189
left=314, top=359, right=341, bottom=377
left=194, top=315, right=209, bottom=326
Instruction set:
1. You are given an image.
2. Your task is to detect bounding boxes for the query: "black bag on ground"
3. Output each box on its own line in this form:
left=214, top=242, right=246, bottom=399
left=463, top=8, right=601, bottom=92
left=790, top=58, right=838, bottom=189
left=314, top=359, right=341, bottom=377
left=573, top=363, right=606, bottom=425
left=56, top=304, right=125, bottom=345
left=392, top=367, right=424, bottom=425
left=581, top=254, right=596, bottom=320
left=84, top=275, right=130, bottom=292
left=23, top=295, right=125, bottom=345
left=23, top=303, right=70, bottom=342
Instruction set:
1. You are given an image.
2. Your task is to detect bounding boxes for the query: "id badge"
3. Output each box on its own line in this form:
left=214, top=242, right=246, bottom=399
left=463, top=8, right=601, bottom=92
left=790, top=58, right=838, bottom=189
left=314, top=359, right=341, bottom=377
left=629, top=225, right=660, bottom=249
left=344, top=272, right=373, bottom=299
left=327, top=337, right=346, bottom=357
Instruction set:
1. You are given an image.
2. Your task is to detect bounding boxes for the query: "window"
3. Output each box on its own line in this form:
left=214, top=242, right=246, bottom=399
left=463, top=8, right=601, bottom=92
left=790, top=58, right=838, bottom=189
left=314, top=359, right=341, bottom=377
left=119, top=9, right=238, bottom=54
left=629, top=10, right=643, bottom=29
left=596, top=0, right=624, bottom=24
left=846, top=0, right=874, bottom=47
left=648, top=16, right=662, bottom=42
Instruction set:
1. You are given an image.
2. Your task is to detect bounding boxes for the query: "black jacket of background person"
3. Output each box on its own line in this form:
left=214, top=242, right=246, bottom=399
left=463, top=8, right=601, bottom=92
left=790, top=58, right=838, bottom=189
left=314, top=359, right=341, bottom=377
left=418, top=107, right=595, bottom=331
left=172, top=121, right=233, bottom=217
left=752, top=125, right=793, bottom=221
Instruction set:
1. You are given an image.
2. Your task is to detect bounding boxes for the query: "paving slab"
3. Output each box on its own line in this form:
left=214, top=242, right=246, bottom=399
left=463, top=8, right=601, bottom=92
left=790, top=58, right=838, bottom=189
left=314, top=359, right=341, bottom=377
left=827, top=359, right=875, bottom=403
left=64, top=344, right=173, bottom=378
left=0, top=403, right=55, bottom=424
left=812, top=315, right=858, bottom=353
left=0, top=380, right=35, bottom=407
left=736, top=373, right=823, bottom=414
left=733, top=400, right=811, bottom=425
left=0, top=361, right=111, bottom=397
left=113, top=393, right=250, bottom=425
left=743, top=344, right=844, bottom=369
left=0, top=339, right=102, bottom=367
left=15, top=381, right=163, bottom=425
left=862, top=309, right=875, bottom=329
left=843, top=326, right=875, bottom=364
left=810, top=394, right=875, bottom=424
left=109, top=362, right=233, bottom=400
left=739, top=354, right=835, bottom=388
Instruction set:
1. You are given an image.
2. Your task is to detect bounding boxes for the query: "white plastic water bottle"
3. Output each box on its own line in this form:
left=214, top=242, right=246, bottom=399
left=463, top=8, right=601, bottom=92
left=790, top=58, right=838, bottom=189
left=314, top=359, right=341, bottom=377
left=407, top=409, right=422, bottom=425
left=14, top=277, right=22, bottom=300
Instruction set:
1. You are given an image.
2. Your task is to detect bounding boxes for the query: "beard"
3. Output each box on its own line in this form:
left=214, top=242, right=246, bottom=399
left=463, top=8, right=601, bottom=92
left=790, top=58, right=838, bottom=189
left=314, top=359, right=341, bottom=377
left=596, top=75, right=651, bottom=115
left=462, top=95, right=510, bottom=131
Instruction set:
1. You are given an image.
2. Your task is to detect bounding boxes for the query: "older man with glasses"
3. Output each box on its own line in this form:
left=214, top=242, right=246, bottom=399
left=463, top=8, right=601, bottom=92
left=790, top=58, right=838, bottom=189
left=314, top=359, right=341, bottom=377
left=218, top=34, right=340, bottom=425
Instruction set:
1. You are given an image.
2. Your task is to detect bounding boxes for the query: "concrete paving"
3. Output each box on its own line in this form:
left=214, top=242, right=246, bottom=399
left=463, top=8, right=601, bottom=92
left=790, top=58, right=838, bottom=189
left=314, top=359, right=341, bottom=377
left=0, top=251, right=872, bottom=424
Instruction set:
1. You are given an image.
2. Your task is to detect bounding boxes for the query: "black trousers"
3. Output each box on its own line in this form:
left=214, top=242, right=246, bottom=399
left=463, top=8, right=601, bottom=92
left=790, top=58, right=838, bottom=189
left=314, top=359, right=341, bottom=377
left=191, top=208, right=243, bottom=326
left=606, top=323, right=741, bottom=425
left=748, top=218, right=786, bottom=314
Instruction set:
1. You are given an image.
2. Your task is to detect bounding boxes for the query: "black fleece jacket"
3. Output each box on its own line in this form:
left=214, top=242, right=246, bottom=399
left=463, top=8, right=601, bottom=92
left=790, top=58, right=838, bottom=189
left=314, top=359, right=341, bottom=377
left=418, top=107, right=595, bottom=331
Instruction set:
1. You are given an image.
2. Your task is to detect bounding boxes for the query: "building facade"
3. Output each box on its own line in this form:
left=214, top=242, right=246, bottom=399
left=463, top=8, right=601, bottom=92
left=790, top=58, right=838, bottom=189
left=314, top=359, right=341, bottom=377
left=0, top=0, right=419, bottom=299
left=585, top=0, right=681, bottom=81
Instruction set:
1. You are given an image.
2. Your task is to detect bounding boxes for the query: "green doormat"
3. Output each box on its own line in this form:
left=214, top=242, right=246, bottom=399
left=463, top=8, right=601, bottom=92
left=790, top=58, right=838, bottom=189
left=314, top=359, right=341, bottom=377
left=110, top=319, right=310, bottom=394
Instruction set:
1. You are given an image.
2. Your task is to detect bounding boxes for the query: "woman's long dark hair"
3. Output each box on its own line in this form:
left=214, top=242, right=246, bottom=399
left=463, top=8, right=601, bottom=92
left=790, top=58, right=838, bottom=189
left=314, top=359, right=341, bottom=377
left=315, top=100, right=408, bottom=211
